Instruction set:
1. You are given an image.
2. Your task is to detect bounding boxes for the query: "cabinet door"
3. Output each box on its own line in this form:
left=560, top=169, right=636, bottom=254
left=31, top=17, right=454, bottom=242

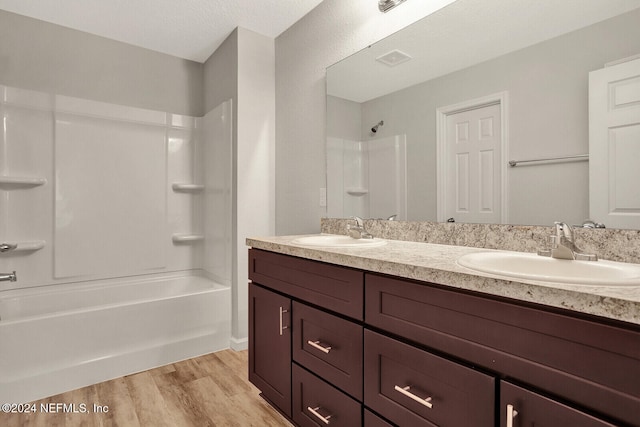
left=249, top=283, right=292, bottom=417
left=500, top=382, right=618, bottom=427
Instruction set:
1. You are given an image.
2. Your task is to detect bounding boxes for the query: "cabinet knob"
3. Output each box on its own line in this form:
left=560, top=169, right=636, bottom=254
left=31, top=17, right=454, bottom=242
left=394, top=385, right=433, bottom=409
left=506, top=404, right=519, bottom=427
left=307, top=406, right=332, bottom=425
left=307, top=340, right=332, bottom=354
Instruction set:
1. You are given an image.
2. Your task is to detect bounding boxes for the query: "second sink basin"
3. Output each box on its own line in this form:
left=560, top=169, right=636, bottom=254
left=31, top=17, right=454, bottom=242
left=292, top=234, right=387, bottom=248
left=457, top=251, right=640, bottom=286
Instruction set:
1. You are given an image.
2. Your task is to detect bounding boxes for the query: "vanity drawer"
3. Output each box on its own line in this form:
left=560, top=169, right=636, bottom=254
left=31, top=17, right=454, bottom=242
left=292, top=363, right=362, bottom=427
left=364, top=330, right=495, bottom=427
left=249, top=249, right=364, bottom=319
left=365, top=273, right=640, bottom=426
left=500, top=381, right=617, bottom=427
left=293, top=301, right=363, bottom=399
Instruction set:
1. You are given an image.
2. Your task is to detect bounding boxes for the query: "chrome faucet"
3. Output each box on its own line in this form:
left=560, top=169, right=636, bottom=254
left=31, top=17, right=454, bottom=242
left=0, top=271, right=17, bottom=282
left=538, top=222, right=597, bottom=261
left=347, top=216, right=374, bottom=239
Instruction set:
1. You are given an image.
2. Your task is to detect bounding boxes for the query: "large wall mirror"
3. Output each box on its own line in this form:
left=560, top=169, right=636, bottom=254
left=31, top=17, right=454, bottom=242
left=326, top=0, right=640, bottom=229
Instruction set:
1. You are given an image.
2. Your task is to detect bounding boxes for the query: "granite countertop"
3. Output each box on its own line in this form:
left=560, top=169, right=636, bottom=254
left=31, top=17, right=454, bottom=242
left=247, top=234, right=640, bottom=326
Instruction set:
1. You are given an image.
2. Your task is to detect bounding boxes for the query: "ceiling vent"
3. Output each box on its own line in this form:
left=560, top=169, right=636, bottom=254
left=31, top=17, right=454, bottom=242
left=375, top=50, right=413, bottom=67
left=378, top=0, right=408, bottom=13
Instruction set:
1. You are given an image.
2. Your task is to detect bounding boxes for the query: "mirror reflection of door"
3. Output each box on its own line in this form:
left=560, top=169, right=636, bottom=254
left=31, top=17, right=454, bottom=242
left=589, top=57, right=640, bottom=229
left=438, top=97, right=506, bottom=223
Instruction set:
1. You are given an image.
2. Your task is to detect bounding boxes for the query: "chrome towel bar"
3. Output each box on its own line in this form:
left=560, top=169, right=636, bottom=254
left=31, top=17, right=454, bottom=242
left=0, top=271, right=17, bottom=282
left=509, top=154, right=589, bottom=167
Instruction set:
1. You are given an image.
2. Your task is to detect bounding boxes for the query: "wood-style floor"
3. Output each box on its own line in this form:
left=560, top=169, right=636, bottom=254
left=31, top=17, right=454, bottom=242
left=0, top=350, right=293, bottom=427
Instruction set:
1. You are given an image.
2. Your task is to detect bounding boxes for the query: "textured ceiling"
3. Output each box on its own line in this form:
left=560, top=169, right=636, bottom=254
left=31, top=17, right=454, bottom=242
left=0, top=0, right=324, bottom=63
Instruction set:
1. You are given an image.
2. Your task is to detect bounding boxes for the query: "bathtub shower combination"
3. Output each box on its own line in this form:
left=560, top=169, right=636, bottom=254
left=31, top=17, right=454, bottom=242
left=0, top=274, right=230, bottom=403
left=0, top=85, right=233, bottom=403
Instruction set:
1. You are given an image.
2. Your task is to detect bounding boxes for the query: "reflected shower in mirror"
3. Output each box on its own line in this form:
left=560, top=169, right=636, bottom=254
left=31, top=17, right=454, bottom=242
left=326, top=0, right=640, bottom=228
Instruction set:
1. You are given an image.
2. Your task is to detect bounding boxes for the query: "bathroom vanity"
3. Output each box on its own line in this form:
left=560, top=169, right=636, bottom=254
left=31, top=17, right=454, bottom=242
left=247, top=235, right=640, bottom=427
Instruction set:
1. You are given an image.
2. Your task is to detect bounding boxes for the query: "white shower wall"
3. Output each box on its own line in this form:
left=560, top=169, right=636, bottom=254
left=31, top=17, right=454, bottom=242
left=327, top=135, right=407, bottom=220
left=0, top=84, right=232, bottom=289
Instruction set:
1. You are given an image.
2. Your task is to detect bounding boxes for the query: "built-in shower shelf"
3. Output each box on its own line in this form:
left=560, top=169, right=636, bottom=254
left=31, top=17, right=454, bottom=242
left=172, top=234, right=204, bottom=244
left=0, top=240, right=46, bottom=253
left=0, top=176, right=47, bottom=188
left=345, top=187, right=369, bottom=196
left=172, top=183, right=204, bottom=193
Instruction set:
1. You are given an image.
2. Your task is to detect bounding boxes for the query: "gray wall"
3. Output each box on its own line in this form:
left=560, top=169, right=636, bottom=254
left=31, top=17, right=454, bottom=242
left=204, top=27, right=276, bottom=348
left=204, top=29, right=238, bottom=114
left=327, top=95, right=361, bottom=141
left=0, top=10, right=203, bottom=116
left=234, top=28, right=276, bottom=345
left=358, top=8, right=640, bottom=226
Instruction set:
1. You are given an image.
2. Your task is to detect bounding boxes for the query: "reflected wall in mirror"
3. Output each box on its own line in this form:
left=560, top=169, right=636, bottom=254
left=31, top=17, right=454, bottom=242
left=326, top=0, right=640, bottom=229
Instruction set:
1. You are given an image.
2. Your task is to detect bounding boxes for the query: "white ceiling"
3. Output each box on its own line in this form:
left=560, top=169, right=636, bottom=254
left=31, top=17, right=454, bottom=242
left=0, top=0, right=324, bottom=63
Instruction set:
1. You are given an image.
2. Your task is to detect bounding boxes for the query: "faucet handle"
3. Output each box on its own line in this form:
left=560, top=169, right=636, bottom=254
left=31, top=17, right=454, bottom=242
left=351, top=216, right=364, bottom=228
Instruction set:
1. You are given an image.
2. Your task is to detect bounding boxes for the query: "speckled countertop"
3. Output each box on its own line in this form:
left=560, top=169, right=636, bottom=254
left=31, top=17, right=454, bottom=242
left=246, top=234, right=640, bottom=326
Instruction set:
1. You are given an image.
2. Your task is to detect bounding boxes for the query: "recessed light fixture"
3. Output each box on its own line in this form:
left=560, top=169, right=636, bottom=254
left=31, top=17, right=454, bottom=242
left=376, top=50, right=412, bottom=67
left=379, top=0, right=408, bottom=13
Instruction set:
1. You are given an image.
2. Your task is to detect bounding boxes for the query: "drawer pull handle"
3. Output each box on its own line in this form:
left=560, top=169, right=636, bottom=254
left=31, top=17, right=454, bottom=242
left=279, top=307, right=288, bottom=336
left=394, top=385, right=433, bottom=409
left=307, top=340, right=332, bottom=354
left=307, top=406, right=332, bottom=424
left=506, top=404, right=518, bottom=427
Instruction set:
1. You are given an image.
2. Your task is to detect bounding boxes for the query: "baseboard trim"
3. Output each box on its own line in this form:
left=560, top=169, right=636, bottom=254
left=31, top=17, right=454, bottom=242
left=230, top=335, right=248, bottom=351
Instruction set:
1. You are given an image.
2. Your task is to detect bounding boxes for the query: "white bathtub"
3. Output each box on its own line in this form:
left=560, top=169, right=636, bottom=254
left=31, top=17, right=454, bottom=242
left=0, top=273, right=231, bottom=403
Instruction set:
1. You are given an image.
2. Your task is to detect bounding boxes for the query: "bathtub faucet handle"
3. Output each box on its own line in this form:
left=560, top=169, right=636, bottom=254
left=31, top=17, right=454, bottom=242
left=0, top=243, right=18, bottom=253
left=0, top=271, right=17, bottom=282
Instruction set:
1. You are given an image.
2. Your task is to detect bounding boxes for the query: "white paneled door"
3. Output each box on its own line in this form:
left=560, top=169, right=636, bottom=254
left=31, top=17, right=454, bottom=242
left=441, top=102, right=503, bottom=224
left=589, top=57, right=640, bottom=229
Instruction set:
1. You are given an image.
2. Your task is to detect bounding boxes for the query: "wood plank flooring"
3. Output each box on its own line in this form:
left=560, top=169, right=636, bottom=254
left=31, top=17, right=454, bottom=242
left=0, top=350, right=293, bottom=427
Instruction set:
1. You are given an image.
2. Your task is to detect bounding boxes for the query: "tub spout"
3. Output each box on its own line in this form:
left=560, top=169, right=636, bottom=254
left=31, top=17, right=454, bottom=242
left=0, top=271, right=17, bottom=282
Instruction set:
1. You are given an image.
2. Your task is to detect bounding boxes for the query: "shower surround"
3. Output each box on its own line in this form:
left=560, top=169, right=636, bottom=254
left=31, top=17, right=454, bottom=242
left=0, top=84, right=233, bottom=402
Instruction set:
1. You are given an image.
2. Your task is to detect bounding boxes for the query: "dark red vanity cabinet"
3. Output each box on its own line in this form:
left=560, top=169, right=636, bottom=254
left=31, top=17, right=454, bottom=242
left=365, top=272, right=640, bottom=427
left=249, top=249, right=366, bottom=424
left=249, top=248, right=640, bottom=427
left=248, top=283, right=292, bottom=417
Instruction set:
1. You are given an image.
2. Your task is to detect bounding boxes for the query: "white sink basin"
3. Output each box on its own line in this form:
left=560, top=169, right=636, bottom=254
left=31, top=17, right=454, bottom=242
left=457, top=251, right=640, bottom=286
left=291, top=234, right=387, bottom=248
